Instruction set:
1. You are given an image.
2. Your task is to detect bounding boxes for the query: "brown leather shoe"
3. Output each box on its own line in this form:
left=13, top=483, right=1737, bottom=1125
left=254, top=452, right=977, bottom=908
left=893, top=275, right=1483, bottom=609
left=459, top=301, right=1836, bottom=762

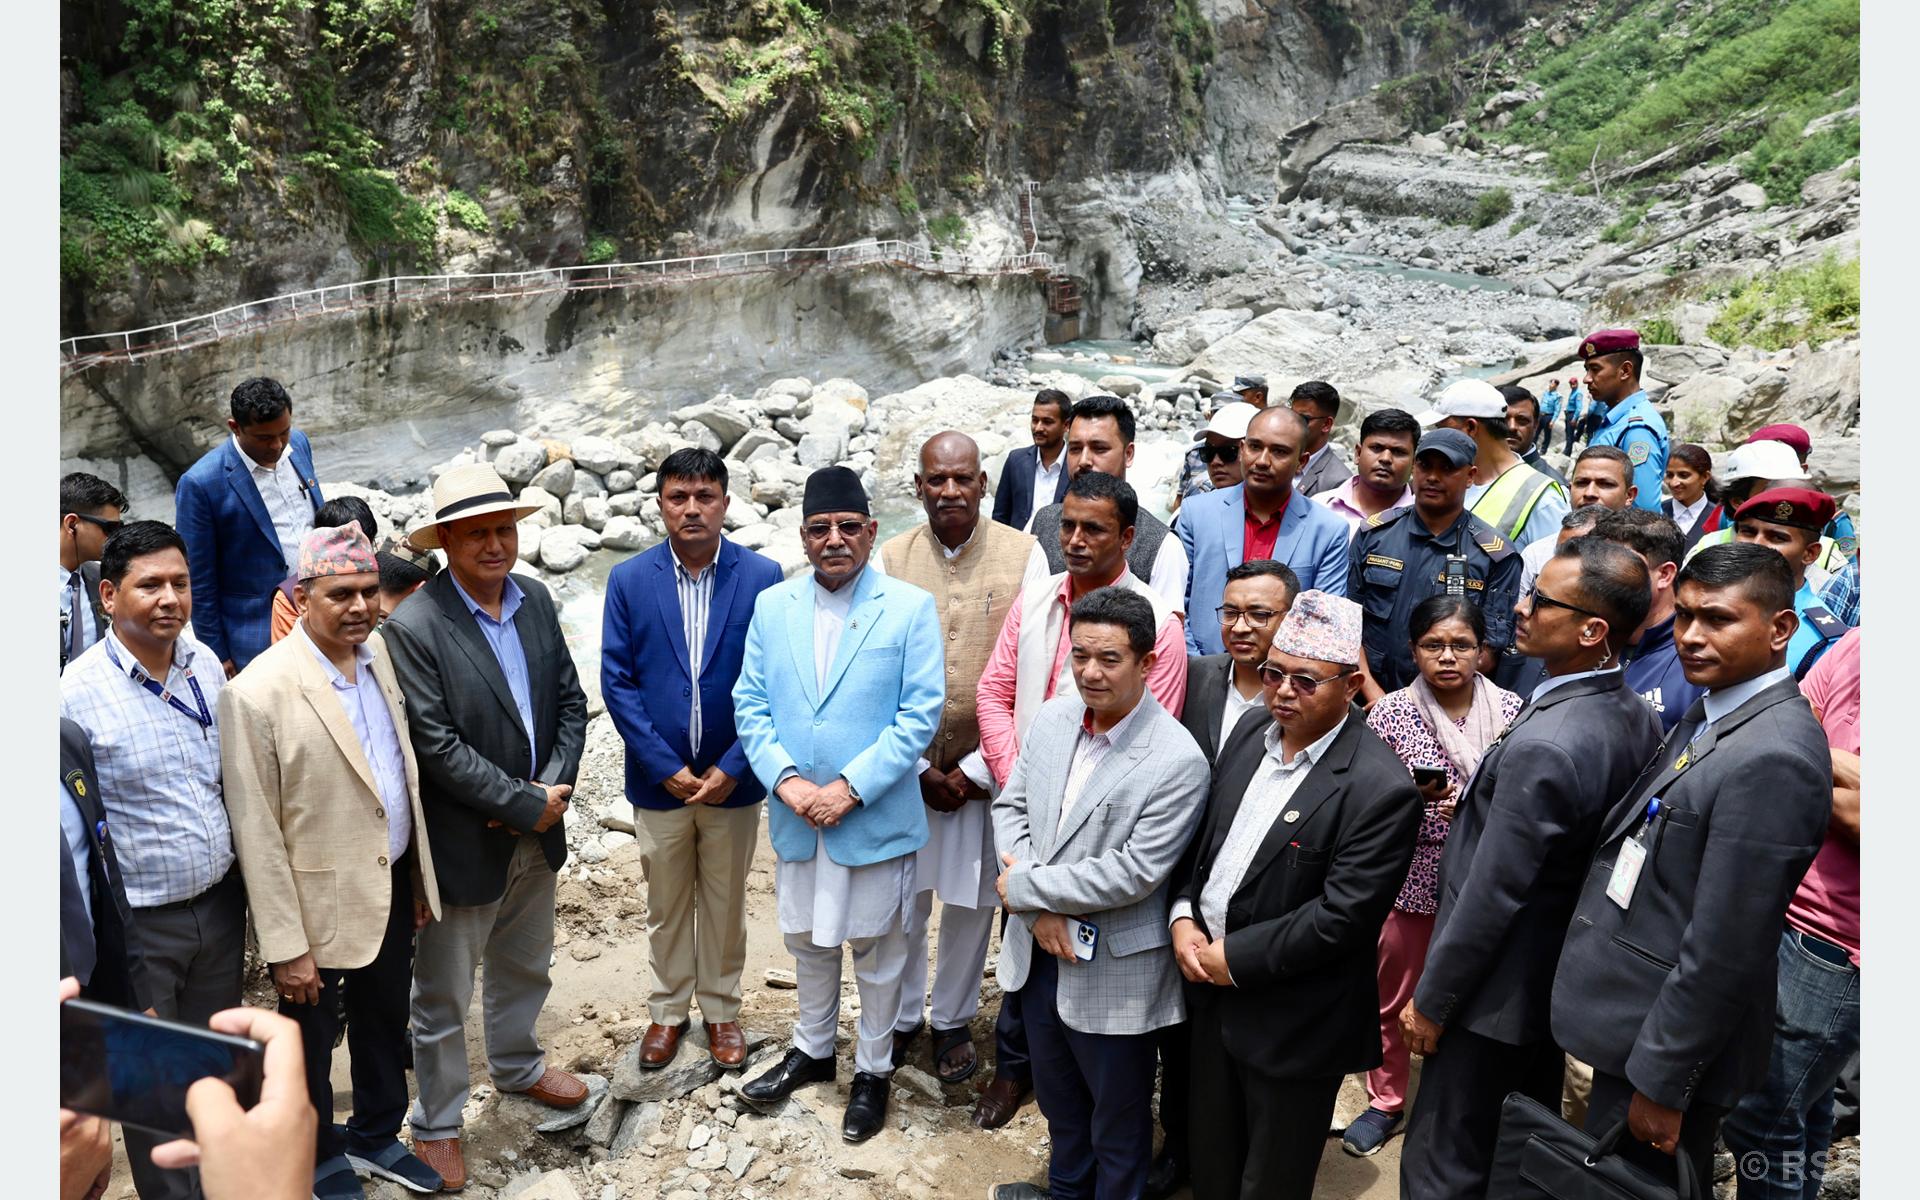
left=705, top=1020, right=747, bottom=1069
left=639, top=1021, right=689, bottom=1070
left=508, top=1065, right=589, bottom=1109
left=971, top=1073, right=1033, bottom=1130
left=411, top=1137, right=466, bottom=1191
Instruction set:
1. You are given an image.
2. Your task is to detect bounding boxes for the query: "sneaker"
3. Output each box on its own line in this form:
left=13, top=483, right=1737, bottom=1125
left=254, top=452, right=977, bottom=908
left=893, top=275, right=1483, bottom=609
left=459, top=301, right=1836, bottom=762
left=1341, top=1106, right=1404, bottom=1157
left=346, top=1138, right=445, bottom=1193
left=314, top=1155, right=367, bottom=1200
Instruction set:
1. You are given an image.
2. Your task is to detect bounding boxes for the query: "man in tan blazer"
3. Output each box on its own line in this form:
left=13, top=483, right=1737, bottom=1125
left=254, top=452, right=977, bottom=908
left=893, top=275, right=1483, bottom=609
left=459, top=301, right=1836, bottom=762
left=221, top=522, right=445, bottom=1200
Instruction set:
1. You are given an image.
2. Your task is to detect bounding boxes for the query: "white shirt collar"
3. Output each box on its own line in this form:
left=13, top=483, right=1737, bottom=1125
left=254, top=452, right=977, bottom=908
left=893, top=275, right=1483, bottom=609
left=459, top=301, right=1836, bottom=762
left=1702, top=665, right=1794, bottom=728
left=1530, top=664, right=1621, bottom=703
left=937, top=522, right=981, bottom=561
left=291, top=621, right=376, bottom=687
left=1262, top=712, right=1349, bottom=767
left=1081, top=691, right=1151, bottom=747
left=103, top=627, right=193, bottom=680
left=813, top=571, right=862, bottom=614
left=231, top=434, right=286, bottom=476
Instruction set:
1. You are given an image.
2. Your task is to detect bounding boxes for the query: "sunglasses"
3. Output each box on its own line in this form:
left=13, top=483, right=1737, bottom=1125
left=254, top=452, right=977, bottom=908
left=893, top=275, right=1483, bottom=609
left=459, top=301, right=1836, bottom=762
left=1522, top=585, right=1603, bottom=621
left=1199, top=442, right=1240, bottom=464
left=1255, top=662, right=1354, bottom=696
left=71, top=513, right=125, bottom=535
left=801, top=519, right=871, bottom=541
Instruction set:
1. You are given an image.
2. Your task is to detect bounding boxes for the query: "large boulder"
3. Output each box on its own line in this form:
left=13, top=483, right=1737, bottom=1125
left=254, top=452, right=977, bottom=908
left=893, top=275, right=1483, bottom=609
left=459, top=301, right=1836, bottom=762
left=672, top=402, right=752, bottom=451
left=1149, top=308, right=1254, bottom=365
left=536, top=527, right=591, bottom=572
left=1187, top=308, right=1347, bottom=381
left=598, top=515, right=649, bottom=551
left=728, top=429, right=789, bottom=461
left=493, top=440, right=548, bottom=486
left=569, top=435, right=627, bottom=475
left=528, top=457, right=575, bottom=498
left=517, top=486, right=563, bottom=528
left=679, top=421, right=725, bottom=455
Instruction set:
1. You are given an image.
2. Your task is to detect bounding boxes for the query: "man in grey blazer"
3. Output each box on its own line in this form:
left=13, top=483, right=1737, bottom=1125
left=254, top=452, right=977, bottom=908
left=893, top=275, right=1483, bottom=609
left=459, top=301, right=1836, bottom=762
left=987, top=587, right=1211, bottom=1200
left=1399, top=537, right=1665, bottom=1200
left=1555, top=544, right=1831, bottom=1188
left=382, top=464, right=592, bottom=1190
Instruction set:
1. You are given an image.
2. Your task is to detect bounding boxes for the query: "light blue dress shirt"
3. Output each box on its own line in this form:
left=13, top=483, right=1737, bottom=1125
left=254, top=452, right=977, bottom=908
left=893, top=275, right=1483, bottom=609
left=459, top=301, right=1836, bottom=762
left=448, top=573, right=538, bottom=776
left=61, top=784, right=92, bottom=925
left=295, top=625, right=413, bottom=859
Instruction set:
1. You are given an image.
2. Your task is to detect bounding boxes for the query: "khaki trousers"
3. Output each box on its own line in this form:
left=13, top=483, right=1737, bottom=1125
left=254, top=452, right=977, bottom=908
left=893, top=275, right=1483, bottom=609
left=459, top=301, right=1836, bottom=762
left=636, top=802, right=760, bottom=1025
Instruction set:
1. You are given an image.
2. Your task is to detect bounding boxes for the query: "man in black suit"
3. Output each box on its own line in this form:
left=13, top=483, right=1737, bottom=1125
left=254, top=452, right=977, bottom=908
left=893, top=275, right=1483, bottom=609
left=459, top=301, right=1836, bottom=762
left=992, top=388, right=1073, bottom=529
left=1553, top=543, right=1831, bottom=1187
left=58, top=472, right=126, bottom=673
left=381, top=463, right=591, bottom=1190
left=1172, top=590, right=1421, bottom=1200
left=1180, top=560, right=1299, bottom=765
left=1399, top=537, right=1665, bottom=1200
left=59, top=718, right=151, bottom=1011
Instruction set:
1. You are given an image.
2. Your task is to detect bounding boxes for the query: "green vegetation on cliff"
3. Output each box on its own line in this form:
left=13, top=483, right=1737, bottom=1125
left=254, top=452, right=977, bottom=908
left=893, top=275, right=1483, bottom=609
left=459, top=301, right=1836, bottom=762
left=1706, top=255, right=1859, bottom=350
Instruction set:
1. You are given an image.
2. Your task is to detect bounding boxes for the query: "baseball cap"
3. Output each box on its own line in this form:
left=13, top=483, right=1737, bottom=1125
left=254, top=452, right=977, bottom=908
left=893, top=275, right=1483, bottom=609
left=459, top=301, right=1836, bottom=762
left=1414, top=378, right=1508, bottom=426
left=1200, top=402, right=1259, bottom=441
left=1415, top=428, right=1477, bottom=468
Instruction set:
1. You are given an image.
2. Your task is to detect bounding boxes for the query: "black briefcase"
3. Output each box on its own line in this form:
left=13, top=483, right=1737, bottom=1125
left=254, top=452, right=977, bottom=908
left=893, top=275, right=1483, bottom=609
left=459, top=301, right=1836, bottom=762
left=1487, top=1092, right=1702, bottom=1200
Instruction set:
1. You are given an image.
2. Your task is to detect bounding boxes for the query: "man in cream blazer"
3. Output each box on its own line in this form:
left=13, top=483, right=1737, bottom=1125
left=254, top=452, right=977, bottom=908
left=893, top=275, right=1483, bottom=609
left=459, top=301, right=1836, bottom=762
left=221, top=523, right=444, bottom=1200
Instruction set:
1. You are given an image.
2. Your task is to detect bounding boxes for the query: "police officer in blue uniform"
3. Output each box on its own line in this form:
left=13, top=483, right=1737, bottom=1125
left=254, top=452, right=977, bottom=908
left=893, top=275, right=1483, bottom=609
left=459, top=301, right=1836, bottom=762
left=1347, top=428, right=1524, bottom=694
left=1731, top=486, right=1850, bottom=679
left=1580, top=328, right=1669, bottom=513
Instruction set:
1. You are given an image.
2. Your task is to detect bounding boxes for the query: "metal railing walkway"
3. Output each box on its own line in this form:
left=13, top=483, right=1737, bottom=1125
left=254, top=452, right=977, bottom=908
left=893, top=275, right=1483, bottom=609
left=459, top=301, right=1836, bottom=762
left=60, top=236, right=1054, bottom=374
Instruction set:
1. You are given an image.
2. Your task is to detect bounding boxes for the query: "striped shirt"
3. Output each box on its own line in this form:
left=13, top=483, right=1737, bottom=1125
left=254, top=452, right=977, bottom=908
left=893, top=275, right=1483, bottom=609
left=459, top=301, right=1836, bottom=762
left=671, top=548, right=717, bottom=757
left=448, top=572, right=537, bottom=776
left=59, top=630, right=233, bottom=907
left=1058, top=699, right=1148, bottom=839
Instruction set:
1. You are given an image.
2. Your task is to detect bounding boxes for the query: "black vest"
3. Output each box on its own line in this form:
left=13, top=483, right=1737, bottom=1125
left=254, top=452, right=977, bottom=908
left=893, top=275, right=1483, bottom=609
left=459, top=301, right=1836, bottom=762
left=1030, top=503, right=1170, bottom=586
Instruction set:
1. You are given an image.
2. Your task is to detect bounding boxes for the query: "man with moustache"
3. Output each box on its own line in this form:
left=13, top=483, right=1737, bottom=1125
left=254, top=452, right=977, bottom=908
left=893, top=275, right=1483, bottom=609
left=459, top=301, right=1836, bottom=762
left=61, top=521, right=242, bottom=1200
left=732, top=467, right=945, bottom=1143
left=1398, top=538, right=1665, bottom=1200
left=875, top=432, right=1036, bottom=1082
left=994, top=389, right=1074, bottom=530
left=1731, top=488, right=1849, bottom=680
left=1181, top=560, right=1301, bottom=765
left=382, top=464, right=592, bottom=1189
left=1556, top=544, right=1831, bottom=1190
left=1177, top=406, right=1351, bottom=656
left=1502, top=386, right=1568, bottom=489
left=1173, top=591, right=1421, bottom=1199
left=602, top=449, right=783, bottom=1072
left=219, top=522, right=444, bottom=1198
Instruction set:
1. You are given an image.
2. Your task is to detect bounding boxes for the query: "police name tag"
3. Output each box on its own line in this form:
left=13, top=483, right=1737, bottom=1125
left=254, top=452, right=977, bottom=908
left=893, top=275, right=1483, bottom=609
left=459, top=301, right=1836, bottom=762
left=1066, top=918, right=1099, bottom=962
left=1605, top=839, right=1647, bottom=910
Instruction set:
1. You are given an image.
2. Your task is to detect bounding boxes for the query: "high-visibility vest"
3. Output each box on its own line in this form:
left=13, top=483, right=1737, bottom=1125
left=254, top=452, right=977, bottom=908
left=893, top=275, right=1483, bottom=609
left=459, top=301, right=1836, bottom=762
left=1470, top=462, right=1563, bottom=542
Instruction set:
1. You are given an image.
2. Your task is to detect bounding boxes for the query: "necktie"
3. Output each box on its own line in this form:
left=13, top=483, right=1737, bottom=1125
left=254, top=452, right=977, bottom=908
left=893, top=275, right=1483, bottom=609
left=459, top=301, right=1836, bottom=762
left=67, top=571, right=86, bottom=665
left=1674, top=698, right=1709, bottom=746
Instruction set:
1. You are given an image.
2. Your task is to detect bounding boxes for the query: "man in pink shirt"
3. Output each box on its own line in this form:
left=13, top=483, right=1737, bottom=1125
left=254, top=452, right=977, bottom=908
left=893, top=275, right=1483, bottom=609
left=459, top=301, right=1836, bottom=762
left=1722, top=626, right=1859, bottom=1199
left=1314, top=409, right=1419, bottom=540
left=968, top=471, right=1187, bottom=1133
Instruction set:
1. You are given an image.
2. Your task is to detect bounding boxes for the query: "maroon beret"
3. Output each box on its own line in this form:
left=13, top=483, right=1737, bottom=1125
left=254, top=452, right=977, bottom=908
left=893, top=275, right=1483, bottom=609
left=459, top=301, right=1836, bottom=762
left=1745, top=423, right=1813, bottom=460
left=1733, top=487, right=1837, bottom=533
left=1578, top=328, right=1641, bottom=359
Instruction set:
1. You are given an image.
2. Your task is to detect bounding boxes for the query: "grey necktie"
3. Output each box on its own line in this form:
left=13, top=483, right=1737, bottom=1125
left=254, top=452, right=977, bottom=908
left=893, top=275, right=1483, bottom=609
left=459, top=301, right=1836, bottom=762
left=67, top=571, right=86, bottom=664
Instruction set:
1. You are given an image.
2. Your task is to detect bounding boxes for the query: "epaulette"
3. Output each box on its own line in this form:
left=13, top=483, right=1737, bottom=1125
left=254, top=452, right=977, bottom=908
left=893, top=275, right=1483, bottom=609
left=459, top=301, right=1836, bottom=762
left=1365, top=506, right=1411, bottom=530
left=1801, top=603, right=1848, bottom=643
left=1463, top=512, right=1516, bottom=559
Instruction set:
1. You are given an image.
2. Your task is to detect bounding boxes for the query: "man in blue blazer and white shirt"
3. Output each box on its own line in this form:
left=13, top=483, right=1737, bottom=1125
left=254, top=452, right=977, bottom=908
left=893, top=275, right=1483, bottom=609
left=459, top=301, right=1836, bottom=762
left=732, top=466, right=946, bottom=1144
left=602, top=448, right=783, bottom=1075
left=1177, top=407, right=1350, bottom=656
left=993, top=388, right=1073, bottom=530
left=174, top=376, right=324, bottom=675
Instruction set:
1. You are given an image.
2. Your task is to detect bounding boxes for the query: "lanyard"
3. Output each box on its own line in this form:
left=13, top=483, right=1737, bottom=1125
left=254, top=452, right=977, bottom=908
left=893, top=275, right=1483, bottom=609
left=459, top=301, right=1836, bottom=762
left=103, top=640, right=213, bottom=732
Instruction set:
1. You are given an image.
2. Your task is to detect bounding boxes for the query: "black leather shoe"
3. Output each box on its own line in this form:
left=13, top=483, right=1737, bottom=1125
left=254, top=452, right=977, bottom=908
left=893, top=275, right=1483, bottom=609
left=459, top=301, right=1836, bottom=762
left=842, top=1071, right=890, bottom=1143
left=1144, top=1151, right=1187, bottom=1200
left=737, top=1047, right=835, bottom=1110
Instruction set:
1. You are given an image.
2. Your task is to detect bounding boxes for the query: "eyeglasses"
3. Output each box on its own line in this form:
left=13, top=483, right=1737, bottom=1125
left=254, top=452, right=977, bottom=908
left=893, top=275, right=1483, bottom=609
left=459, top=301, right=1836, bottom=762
left=1522, top=585, right=1603, bottom=620
left=1199, top=443, right=1240, bottom=464
left=71, top=513, right=125, bottom=535
left=1216, top=605, right=1281, bottom=628
left=1255, top=662, right=1354, bottom=695
left=1415, top=639, right=1480, bottom=658
left=801, top=519, right=870, bottom=541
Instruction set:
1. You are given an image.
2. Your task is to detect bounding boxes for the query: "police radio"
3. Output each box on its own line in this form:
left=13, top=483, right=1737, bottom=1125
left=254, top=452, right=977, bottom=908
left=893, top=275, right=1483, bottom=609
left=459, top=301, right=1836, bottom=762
left=1444, top=554, right=1469, bottom=597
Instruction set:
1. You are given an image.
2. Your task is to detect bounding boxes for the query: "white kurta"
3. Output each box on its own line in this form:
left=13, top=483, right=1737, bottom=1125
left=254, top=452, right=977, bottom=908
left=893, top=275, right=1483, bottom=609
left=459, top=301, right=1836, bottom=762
left=773, top=571, right=916, bottom=947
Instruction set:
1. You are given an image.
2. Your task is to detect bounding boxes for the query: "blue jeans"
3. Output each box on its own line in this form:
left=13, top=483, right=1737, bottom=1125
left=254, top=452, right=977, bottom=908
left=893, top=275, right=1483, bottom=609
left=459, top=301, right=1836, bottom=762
left=1721, top=929, right=1860, bottom=1200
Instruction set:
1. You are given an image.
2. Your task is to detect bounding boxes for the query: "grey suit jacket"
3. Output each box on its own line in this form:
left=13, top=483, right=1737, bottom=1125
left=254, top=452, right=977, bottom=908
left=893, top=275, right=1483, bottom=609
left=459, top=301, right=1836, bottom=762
left=992, top=692, right=1211, bottom=1036
left=381, top=571, right=589, bottom=908
left=1297, top=444, right=1353, bottom=498
left=1553, top=678, right=1830, bottom=1109
left=1179, top=654, right=1271, bottom=764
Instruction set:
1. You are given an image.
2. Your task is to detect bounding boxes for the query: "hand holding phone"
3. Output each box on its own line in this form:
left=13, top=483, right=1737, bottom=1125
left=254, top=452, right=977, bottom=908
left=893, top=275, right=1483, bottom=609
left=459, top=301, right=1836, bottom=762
left=148, top=1007, right=317, bottom=1200
left=61, top=1000, right=265, bottom=1140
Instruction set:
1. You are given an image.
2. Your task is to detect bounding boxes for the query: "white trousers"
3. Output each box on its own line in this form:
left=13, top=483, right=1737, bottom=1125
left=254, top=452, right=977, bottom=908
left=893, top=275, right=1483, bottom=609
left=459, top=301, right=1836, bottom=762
left=894, top=890, right=997, bottom=1033
left=785, top=923, right=912, bottom=1076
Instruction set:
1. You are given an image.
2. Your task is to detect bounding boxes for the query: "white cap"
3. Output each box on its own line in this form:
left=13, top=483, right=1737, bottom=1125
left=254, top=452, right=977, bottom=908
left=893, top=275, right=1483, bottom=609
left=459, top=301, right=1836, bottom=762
left=1720, top=439, right=1810, bottom=484
left=1414, top=378, right=1509, bottom=426
left=1200, top=401, right=1260, bottom=441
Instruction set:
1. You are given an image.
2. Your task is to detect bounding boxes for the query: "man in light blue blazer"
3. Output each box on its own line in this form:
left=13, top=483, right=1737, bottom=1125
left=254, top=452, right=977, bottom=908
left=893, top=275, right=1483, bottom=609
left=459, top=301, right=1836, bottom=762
left=601, top=448, right=784, bottom=1073
left=1176, top=408, right=1350, bottom=657
left=174, top=376, right=325, bottom=674
left=732, top=466, right=945, bottom=1145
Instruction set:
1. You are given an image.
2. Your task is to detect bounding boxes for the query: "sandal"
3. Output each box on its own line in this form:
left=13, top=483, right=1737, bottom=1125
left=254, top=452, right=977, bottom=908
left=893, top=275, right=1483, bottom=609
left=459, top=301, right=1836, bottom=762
left=932, top=1024, right=978, bottom=1084
left=890, top=1019, right=925, bottom=1070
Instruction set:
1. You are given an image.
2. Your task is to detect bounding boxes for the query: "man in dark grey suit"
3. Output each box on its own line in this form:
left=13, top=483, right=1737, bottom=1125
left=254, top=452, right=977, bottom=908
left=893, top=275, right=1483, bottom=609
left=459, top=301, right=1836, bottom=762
left=992, top=389, right=1073, bottom=530
left=1181, top=560, right=1300, bottom=764
left=1399, top=537, right=1665, bottom=1200
left=381, top=463, right=591, bottom=1190
left=1554, top=544, right=1831, bottom=1187
left=60, top=718, right=151, bottom=1012
left=58, top=472, right=125, bottom=673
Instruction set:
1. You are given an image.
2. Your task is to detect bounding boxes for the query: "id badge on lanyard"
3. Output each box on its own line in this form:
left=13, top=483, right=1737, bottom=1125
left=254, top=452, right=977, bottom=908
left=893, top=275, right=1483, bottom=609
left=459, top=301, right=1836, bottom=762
left=1606, top=797, right=1660, bottom=909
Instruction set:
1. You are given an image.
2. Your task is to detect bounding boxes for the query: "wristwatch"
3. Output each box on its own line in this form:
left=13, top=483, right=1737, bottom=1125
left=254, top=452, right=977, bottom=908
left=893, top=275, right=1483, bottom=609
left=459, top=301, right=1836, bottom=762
left=843, top=778, right=863, bottom=806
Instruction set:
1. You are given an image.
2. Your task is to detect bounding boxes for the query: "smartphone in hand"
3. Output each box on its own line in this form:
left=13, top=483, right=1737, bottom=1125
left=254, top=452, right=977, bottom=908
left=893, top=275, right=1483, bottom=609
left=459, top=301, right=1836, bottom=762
left=1412, top=763, right=1448, bottom=790
left=60, top=999, right=265, bottom=1139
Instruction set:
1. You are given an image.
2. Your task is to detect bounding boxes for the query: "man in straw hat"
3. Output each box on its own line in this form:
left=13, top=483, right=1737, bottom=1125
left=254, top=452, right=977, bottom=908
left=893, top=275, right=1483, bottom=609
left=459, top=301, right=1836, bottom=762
left=1170, top=590, right=1421, bottom=1200
left=731, top=466, right=946, bottom=1144
left=220, top=521, right=444, bottom=1198
left=381, top=463, right=592, bottom=1190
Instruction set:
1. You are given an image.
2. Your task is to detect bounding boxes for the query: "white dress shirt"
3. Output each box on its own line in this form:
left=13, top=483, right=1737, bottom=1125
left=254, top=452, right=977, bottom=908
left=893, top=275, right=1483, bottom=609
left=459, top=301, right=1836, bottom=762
left=1220, top=674, right=1265, bottom=747
left=1530, top=664, right=1622, bottom=703
left=234, top=435, right=315, bottom=571
left=1057, top=699, right=1149, bottom=839
left=1700, top=665, right=1794, bottom=731
left=812, top=574, right=858, bottom=691
left=873, top=532, right=993, bottom=790
left=1172, top=716, right=1348, bottom=951
left=1669, top=494, right=1710, bottom=534
left=1033, top=449, right=1066, bottom=509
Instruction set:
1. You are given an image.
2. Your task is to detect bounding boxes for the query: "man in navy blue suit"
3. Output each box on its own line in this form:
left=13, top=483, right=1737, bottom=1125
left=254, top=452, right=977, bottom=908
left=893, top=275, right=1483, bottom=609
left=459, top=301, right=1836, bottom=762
left=992, top=389, right=1073, bottom=530
left=173, top=377, right=325, bottom=675
left=602, top=448, right=784, bottom=1074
